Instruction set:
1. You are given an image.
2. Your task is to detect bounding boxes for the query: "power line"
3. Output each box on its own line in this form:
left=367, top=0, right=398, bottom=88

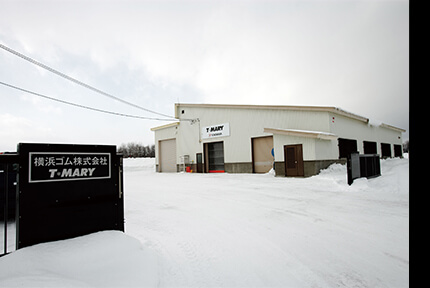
left=0, top=43, right=176, bottom=120
left=0, top=81, right=177, bottom=121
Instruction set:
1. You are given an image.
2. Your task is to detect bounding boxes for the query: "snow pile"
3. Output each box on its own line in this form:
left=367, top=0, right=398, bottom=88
left=367, top=118, right=384, bottom=127
left=0, top=157, right=408, bottom=287
left=122, top=157, right=155, bottom=172
left=312, top=157, right=409, bottom=194
left=0, top=231, right=158, bottom=287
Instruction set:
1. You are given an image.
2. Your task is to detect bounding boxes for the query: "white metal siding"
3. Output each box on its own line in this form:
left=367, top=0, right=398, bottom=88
left=273, top=134, right=316, bottom=161
left=329, top=113, right=403, bottom=155
left=177, top=106, right=329, bottom=164
left=159, top=139, right=177, bottom=172
left=153, top=105, right=404, bottom=167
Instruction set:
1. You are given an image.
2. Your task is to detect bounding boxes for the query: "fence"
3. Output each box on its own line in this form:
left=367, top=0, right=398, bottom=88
left=0, top=153, right=18, bottom=256
left=347, top=152, right=381, bottom=185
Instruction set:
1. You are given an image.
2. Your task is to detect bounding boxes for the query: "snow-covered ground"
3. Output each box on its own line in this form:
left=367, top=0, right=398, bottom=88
left=0, top=157, right=409, bottom=287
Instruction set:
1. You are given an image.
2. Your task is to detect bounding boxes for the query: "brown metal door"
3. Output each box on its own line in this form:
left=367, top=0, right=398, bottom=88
left=284, top=144, right=304, bottom=177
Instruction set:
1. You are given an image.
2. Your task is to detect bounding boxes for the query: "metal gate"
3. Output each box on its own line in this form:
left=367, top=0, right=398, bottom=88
left=347, top=152, right=381, bottom=185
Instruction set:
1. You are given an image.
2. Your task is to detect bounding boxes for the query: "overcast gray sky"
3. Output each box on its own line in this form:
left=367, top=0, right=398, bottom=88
left=0, top=0, right=409, bottom=152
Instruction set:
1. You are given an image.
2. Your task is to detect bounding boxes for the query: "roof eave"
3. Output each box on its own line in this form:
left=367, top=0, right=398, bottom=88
left=150, top=122, right=180, bottom=131
left=380, top=123, right=406, bottom=133
left=264, top=128, right=338, bottom=141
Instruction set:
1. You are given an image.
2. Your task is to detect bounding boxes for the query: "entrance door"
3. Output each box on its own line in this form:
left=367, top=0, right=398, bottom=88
left=204, top=142, right=225, bottom=173
left=284, top=144, right=304, bottom=177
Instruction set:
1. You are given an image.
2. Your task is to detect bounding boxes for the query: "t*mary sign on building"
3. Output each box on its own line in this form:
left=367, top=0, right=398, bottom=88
left=202, top=123, right=230, bottom=139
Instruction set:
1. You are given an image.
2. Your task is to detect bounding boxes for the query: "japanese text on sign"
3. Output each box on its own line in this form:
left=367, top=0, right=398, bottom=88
left=29, top=152, right=111, bottom=183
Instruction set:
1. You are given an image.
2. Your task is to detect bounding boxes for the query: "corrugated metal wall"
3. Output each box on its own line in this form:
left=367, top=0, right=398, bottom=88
left=177, top=106, right=330, bottom=164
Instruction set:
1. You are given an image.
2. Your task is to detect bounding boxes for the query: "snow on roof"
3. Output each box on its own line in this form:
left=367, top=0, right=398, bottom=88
left=264, top=128, right=338, bottom=140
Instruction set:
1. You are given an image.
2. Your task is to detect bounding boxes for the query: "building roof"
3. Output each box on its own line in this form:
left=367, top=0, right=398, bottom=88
left=150, top=103, right=405, bottom=133
left=176, top=103, right=368, bottom=122
left=174, top=103, right=405, bottom=132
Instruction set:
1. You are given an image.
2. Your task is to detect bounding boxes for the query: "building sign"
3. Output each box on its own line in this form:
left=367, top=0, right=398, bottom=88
left=29, top=152, right=111, bottom=183
left=202, top=123, right=230, bottom=139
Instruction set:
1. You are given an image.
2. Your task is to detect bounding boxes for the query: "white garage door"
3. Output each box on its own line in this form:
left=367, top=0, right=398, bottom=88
left=159, top=139, right=177, bottom=172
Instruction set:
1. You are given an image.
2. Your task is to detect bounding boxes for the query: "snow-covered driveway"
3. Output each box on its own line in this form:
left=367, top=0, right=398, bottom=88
left=124, top=158, right=409, bottom=287
left=0, top=158, right=408, bottom=287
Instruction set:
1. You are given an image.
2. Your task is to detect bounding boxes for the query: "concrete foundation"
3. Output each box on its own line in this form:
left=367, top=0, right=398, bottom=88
left=274, top=159, right=346, bottom=177
left=225, top=162, right=253, bottom=173
left=157, top=160, right=346, bottom=176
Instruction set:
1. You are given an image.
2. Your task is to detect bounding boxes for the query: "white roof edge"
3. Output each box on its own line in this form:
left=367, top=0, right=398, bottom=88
left=264, top=128, right=338, bottom=140
left=175, top=103, right=369, bottom=123
left=150, top=122, right=180, bottom=131
left=380, top=123, right=406, bottom=133
left=175, top=103, right=405, bottom=131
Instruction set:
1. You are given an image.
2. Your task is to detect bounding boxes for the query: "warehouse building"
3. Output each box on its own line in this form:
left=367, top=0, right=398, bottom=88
left=151, top=103, right=405, bottom=177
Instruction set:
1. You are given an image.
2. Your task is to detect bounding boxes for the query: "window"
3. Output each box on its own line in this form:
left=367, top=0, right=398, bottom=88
left=394, top=144, right=402, bottom=158
left=363, top=141, right=377, bottom=154
left=338, top=138, right=358, bottom=159
left=381, top=143, right=392, bottom=158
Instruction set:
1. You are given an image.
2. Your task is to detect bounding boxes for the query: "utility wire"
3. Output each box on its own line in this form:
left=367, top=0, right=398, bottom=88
left=0, top=43, right=176, bottom=120
left=0, top=81, right=177, bottom=121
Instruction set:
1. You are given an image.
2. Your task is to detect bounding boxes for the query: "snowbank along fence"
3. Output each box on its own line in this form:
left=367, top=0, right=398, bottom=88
left=1, top=143, right=125, bottom=256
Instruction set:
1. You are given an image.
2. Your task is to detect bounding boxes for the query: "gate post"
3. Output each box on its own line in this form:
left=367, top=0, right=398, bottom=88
left=0, top=153, right=18, bottom=256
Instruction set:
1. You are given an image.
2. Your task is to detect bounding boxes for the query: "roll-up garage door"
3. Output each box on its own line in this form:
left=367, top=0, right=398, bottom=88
left=252, top=136, right=274, bottom=173
left=159, top=139, right=177, bottom=172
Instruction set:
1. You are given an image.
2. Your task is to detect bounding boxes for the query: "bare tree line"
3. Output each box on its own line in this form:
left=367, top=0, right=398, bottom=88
left=117, top=142, right=155, bottom=158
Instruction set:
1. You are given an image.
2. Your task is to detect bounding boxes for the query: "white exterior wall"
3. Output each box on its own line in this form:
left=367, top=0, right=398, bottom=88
left=315, top=138, right=339, bottom=160
left=152, top=105, right=405, bottom=170
left=272, top=135, right=316, bottom=161
left=273, top=135, right=340, bottom=162
left=176, top=105, right=330, bottom=164
left=329, top=113, right=403, bottom=155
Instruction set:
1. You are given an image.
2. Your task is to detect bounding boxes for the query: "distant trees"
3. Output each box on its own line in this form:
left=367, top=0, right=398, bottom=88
left=117, top=142, right=155, bottom=158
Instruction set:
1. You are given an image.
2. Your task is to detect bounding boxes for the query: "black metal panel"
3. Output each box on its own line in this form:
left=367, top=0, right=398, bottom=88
left=359, top=154, right=381, bottom=179
left=0, top=158, right=18, bottom=221
left=347, top=152, right=381, bottom=185
left=16, top=143, right=124, bottom=249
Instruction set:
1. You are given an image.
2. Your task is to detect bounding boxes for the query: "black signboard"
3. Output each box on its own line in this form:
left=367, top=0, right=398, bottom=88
left=16, top=143, right=124, bottom=249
